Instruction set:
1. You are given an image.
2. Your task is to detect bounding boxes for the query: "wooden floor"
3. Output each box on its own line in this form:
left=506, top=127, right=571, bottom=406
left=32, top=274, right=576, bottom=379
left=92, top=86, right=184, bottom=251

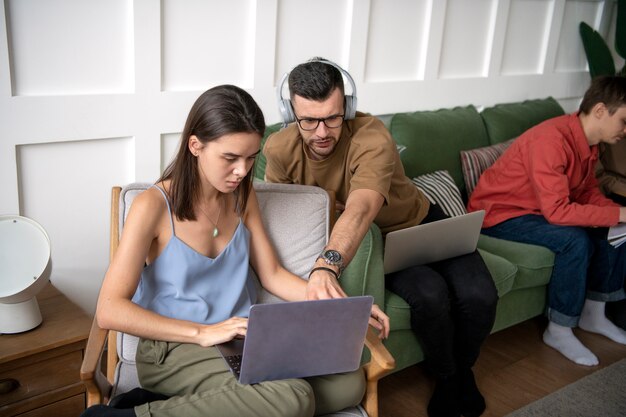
left=378, top=316, right=626, bottom=417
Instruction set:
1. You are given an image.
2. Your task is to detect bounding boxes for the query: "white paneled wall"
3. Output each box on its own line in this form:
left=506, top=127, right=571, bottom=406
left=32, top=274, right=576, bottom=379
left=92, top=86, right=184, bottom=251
left=501, top=0, right=553, bottom=75
left=7, top=0, right=134, bottom=96
left=0, top=0, right=622, bottom=314
left=364, top=0, right=429, bottom=81
left=439, top=0, right=497, bottom=79
left=162, top=0, right=256, bottom=90
left=555, top=0, right=602, bottom=72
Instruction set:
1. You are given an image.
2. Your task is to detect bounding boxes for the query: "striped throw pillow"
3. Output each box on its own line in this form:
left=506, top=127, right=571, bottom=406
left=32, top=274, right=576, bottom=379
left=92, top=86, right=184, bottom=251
left=411, top=170, right=467, bottom=217
left=460, top=138, right=515, bottom=197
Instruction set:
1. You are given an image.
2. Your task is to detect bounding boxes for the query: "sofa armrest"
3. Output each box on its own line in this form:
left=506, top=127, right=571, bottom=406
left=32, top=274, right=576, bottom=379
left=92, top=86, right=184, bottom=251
left=80, top=317, right=113, bottom=406
left=362, top=326, right=396, bottom=417
left=340, top=223, right=385, bottom=307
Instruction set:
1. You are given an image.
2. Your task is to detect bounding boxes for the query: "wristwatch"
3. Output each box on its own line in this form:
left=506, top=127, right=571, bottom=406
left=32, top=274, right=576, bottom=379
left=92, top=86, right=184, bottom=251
left=317, top=249, right=344, bottom=272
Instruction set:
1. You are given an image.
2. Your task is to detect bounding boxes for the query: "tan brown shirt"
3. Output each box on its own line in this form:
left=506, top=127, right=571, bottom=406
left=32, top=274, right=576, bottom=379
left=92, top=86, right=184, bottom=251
left=263, top=113, right=430, bottom=234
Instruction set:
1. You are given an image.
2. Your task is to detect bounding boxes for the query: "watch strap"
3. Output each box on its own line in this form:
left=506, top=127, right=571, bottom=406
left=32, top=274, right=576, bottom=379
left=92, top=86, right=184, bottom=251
left=309, top=266, right=340, bottom=281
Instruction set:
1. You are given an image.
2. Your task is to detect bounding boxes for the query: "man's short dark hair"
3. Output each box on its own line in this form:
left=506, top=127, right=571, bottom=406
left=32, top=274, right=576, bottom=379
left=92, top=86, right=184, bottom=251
left=288, top=57, right=345, bottom=101
left=579, top=75, right=626, bottom=115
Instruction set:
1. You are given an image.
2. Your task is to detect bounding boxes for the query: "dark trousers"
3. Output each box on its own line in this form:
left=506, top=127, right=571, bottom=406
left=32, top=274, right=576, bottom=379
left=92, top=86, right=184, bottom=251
left=385, top=204, right=498, bottom=378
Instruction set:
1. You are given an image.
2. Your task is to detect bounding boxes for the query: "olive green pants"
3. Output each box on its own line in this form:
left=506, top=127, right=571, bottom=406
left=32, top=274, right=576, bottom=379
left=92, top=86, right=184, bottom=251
left=134, top=339, right=365, bottom=417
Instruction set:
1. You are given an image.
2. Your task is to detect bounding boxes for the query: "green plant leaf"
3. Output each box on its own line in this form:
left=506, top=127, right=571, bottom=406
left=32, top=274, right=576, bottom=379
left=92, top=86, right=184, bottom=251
left=616, top=0, right=626, bottom=59
left=579, top=22, right=616, bottom=78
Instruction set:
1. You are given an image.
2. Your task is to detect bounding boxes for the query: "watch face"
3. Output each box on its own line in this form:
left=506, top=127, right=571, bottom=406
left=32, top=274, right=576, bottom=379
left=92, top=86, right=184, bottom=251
left=324, top=250, right=342, bottom=264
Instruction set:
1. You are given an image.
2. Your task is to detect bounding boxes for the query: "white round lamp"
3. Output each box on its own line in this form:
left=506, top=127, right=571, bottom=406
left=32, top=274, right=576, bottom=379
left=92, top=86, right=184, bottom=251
left=0, top=215, right=51, bottom=334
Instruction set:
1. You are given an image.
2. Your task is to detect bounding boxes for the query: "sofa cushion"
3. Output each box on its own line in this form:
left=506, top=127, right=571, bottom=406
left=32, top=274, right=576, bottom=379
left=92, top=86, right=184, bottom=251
left=477, top=234, right=554, bottom=290
left=389, top=105, right=490, bottom=197
left=411, top=170, right=466, bottom=217
left=118, top=331, right=139, bottom=363
left=254, top=182, right=330, bottom=279
left=384, top=290, right=412, bottom=331
left=254, top=122, right=282, bottom=180
left=477, top=248, right=517, bottom=297
left=481, top=97, right=565, bottom=145
left=111, top=356, right=140, bottom=398
left=460, top=138, right=515, bottom=197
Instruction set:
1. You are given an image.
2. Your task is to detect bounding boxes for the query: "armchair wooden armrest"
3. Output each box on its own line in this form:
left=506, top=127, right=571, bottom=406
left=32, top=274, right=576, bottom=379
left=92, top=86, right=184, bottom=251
left=362, top=326, right=396, bottom=417
left=80, top=317, right=113, bottom=406
left=80, top=186, right=122, bottom=407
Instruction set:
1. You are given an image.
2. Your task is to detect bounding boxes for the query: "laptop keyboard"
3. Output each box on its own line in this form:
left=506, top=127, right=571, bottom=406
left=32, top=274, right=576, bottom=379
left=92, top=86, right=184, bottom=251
left=225, top=354, right=243, bottom=375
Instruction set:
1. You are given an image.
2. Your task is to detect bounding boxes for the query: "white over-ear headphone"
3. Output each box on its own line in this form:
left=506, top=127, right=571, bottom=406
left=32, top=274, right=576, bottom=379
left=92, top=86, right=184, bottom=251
left=276, top=59, right=358, bottom=127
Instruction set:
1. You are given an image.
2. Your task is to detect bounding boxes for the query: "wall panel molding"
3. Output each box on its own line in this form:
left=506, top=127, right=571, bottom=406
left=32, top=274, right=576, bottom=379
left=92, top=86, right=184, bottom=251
left=364, top=0, right=429, bottom=82
left=501, top=0, right=551, bottom=75
left=275, top=0, right=351, bottom=82
left=439, top=0, right=496, bottom=79
left=6, top=0, right=134, bottom=96
left=487, top=0, right=509, bottom=77
left=161, top=0, right=256, bottom=91
left=555, top=0, right=601, bottom=72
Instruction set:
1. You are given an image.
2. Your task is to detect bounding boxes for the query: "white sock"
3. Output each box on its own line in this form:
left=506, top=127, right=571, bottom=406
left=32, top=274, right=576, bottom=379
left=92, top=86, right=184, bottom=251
left=579, top=299, right=626, bottom=344
left=543, top=321, right=599, bottom=366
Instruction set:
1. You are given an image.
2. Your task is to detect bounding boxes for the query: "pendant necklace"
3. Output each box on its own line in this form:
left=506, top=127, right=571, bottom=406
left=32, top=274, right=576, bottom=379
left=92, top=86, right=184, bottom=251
left=199, top=196, right=223, bottom=238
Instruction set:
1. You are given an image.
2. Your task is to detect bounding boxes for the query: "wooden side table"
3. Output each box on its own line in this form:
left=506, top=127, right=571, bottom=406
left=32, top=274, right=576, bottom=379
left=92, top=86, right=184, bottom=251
left=0, top=282, right=92, bottom=417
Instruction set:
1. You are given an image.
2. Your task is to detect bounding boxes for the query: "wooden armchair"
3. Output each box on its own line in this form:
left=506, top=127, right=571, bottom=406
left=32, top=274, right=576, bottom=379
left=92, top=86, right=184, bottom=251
left=80, top=182, right=395, bottom=417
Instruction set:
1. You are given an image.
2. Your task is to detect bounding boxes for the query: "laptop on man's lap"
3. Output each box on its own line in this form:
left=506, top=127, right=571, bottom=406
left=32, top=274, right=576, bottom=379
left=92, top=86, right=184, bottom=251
left=383, top=210, right=485, bottom=274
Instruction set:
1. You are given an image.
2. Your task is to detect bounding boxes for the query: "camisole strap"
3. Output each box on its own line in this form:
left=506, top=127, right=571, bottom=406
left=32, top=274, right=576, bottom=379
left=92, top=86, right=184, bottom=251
left=150, top=184, right=175, bottom=236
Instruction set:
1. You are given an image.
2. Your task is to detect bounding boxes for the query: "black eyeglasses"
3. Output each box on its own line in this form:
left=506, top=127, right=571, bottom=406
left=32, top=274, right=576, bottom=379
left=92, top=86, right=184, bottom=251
left=295, top=114, right=345, bottom=131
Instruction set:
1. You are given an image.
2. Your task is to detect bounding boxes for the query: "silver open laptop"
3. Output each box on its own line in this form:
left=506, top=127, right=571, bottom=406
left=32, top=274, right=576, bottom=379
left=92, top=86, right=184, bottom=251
left=383, top=210, right=485, bottom=274
left=216, top=296, right=373, bottom=384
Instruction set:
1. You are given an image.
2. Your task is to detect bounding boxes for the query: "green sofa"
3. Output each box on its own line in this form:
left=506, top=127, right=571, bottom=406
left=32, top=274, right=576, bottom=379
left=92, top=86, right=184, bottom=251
left=257, top=97, right=564, bottom=374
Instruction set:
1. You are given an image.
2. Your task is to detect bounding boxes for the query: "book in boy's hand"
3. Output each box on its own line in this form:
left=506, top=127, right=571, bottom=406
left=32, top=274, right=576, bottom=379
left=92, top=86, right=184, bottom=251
left=608, top=223, right=626, bottom=248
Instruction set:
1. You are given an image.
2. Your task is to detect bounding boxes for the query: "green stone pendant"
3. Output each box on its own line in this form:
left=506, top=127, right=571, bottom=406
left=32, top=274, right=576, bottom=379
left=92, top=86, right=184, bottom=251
left=212, top=227, right=219, bottom=238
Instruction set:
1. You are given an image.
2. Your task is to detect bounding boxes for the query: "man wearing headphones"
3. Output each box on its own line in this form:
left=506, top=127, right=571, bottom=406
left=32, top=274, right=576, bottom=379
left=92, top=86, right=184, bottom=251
left=263, top=58, right=498, bottom=417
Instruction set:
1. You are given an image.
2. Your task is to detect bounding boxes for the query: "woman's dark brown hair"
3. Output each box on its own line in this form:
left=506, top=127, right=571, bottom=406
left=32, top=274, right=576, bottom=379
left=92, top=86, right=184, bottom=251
left=158, top=85, right=265, bottom=220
